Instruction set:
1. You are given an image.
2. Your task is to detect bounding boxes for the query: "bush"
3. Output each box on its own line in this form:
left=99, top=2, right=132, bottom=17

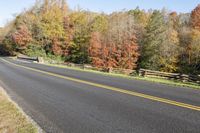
left=24, top=44, right=47, bottom=57
left=44, top=53, right=65, bottom=64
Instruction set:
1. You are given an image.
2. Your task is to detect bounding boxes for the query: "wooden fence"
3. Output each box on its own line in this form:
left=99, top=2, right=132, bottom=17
left=17, top=55, right=44, bottom=63
left=64, top=62, right=136, bottom=75
left=16, top=55, right=200, bottom=84
left=139, top=69, right=200, bottom=84
left=17, top=55, right=38, bottom=62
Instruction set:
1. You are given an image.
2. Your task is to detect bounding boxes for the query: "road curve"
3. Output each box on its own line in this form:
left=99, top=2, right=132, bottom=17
left=0, top=57, right=200, bottom=133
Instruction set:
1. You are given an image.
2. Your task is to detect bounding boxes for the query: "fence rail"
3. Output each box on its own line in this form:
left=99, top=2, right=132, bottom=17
left=16, top=55, right=200, bottom=84
left=17, top=55, right=38, bottom=62
left=64, top=63, right=136, bottom=75
left=139, top=69, right=200, bottom=84
left=17, top=55, right=44, bottom=63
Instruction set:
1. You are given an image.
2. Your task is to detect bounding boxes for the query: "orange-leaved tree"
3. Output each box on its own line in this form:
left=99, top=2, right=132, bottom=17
left=89, top=32, right=105, bottom=68
left=191, top=4, right=200, bottom=31
left=119, top=34, right=139, bottom=69
left=12, top=25, right=32, bottom=51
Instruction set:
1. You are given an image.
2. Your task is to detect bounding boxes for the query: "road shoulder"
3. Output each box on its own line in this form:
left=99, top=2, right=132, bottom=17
left=0, top=85, right=42, bottom=133
left=40, top=62, right=200, bottom=90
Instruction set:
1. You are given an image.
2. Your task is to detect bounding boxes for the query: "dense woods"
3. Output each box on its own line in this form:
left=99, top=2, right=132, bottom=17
left=0, top=0, right=200, bottom=74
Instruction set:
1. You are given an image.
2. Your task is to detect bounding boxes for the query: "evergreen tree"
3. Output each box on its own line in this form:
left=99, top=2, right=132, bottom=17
left=140, top=10, right=166, bottom=70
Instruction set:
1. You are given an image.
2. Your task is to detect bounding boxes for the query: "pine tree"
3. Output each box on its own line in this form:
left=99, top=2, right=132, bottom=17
left=140, top=10, right=166, bottom=70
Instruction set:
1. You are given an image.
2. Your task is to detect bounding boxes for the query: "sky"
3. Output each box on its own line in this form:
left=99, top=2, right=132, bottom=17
left=0, top=0, right=200, bottom=27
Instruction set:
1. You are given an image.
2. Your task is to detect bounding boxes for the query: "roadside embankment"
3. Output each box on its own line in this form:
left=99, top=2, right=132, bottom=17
left=0, top=86, right=41, bottom=133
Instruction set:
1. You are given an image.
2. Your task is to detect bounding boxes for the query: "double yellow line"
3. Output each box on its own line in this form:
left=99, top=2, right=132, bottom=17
left=1, top=58, right=200, bottom=111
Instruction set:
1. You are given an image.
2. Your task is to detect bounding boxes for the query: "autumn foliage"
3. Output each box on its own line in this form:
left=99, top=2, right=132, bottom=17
left=89, top=24, right=139, bottom=70
left=120, top=35, right=139, bottom=69
left=191, top=4, right=200, bottom=31
left=89, top=32, right=104, bottom=68
left=12, top=25, right=32, bottom=50
left=0, top=0, right=200, bottom=74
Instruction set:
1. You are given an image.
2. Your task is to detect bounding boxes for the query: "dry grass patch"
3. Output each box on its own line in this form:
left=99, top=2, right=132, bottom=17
left=0, top=87, right=38, bottom=133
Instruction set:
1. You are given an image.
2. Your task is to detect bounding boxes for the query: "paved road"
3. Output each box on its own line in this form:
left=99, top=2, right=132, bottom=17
left=0, top=57, right=200, bottom=133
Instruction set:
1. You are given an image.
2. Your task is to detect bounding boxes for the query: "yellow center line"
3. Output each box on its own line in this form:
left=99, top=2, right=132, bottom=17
left=1, top=58, right=200, bottom=111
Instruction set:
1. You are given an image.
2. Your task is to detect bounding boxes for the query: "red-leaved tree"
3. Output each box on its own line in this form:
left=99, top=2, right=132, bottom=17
left=89, top=31, right=139, bottom=70
left=191, top=4, right=200, bottom=31
left=52, top=38, right=63, bottom=56
left=89, top=32, right=105, bottom=68
left=12, top=25, right=32, bottom=50
left=119, top=34, right=139, bottom=69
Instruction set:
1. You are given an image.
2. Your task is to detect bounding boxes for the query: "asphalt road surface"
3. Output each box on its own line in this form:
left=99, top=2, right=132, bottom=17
left=0, top=57, right=200, bottom=133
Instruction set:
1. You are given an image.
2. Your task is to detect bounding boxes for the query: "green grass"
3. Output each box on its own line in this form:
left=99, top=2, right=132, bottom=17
left=0, top=87, right=39, bottom=133
left=41, top=63, right=200, bottom=90
left=134, top=76, right=200, bottom=89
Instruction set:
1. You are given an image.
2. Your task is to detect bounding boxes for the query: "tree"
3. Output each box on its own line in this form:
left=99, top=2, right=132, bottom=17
left=190, top=4, right=200, bottom=73
left=36, top=0, right=72, bottom=56
left=2, top=34, right=16, bottom=55
left=159, top=12, right=180, bottom=72
left=140, top=10, right=166, bottom=70
left=89, top=32, right=105, bottom=67
left=128, top=7, right=149, bottom=27
left=128, top=8, right=150, bottom=51
left=191, top=4, right=200, bottom=31
left=68, top=11, right=95, bottom=63
left=190, top=29, right=200, bottom=73
left=12, top=25, right=32, bottom=52
left=40, top=1, right=65, bottom=39
left=90, top=15, right=108, bottom=33
left=119, top=34, right=139, bottom=69
left=0, top=21, right=16, bottom=55
left=160, top=28, right=179, bottom=72
left=89, top=12, right=139, bottom=70
left=1, top=0, right=199, bottom=74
